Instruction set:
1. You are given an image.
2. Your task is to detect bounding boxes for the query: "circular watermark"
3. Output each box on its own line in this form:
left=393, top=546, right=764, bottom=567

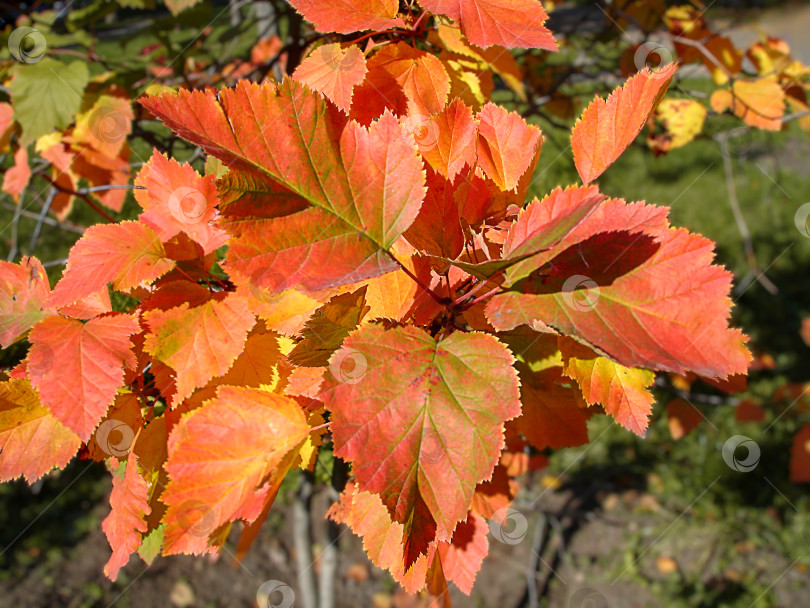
left=489, top=506, right=529, bottom=545
left=719, top=127, right=755, bottom=160
left=176, top=500, right=217, bottom=538
left=317, top=42, right=362, bottom=73
left=95, top=419, right=135, bottom=458
left=8, top=26, right=47, bottom=64
left=633, top=41, right=674, bottom=78
left=168, top=186, right=208, bottom=225
left=412, top=116, right=440, bottom=153
left=89, top=106, right=129, bottom=144
left=247, top=266, right=286, bottom=303
left=419, top=426, right=445, bottom=465
left=27, top=345, right=54, bottom=377
left=794, top=203, right=810, bottom=238
left=561, top=275, right=600, bottom=312
left=329, top=348, right=368, bottom=385
left=569, top=587, right=608, bottom=608
left=722, top=435, right=761, bottom=472
left=256, top=580, right=296, bottom=608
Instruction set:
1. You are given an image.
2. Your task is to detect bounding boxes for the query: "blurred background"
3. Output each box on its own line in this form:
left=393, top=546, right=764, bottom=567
left=0, top=1, right=809, bottom=606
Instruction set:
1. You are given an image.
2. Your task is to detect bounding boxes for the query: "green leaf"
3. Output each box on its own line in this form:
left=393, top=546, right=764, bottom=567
left=10, top=58, right=88, bottom=144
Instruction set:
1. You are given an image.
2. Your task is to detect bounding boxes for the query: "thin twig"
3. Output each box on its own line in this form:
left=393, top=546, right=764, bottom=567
left=28, top=187, right=57, bottom=253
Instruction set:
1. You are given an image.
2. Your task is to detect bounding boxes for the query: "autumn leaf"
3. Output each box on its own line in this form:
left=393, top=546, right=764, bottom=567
left=322, top=325, right=520, bottom=565
left=141, top=80, right=426, bottom=293
left=560, top=338, right=655, bottom=436
left=0, top=378, right=81, bottom=483
left=102, top=451, right=151, bottom=580
left=289, top=288, right=370, bottom=367
left=293, top=43, right=368, bottom=114
left=418, top=0, right=558, bottom=51
left=572, top=64, right=677, bottom=184
left=160, top=386, right=309, bottom=555
left=487, top=210, right=751, bottom=380
left=404, top=168, right=466, bottom=260
left=143, top=293, right=256, bottom=406
left=416, top=98, right=477, bottom=180
left=0, top=256, right=52, bottom=348
left=368, top=43, right=451, bottom=116
left=666, top=399, right=704, bottom=440
left=789, top=423, right=810, bottom=484
left=27, top=314, right=140, bottom=441
left=650, top=98, right=707, bottom=154
left=48, top=221, right=175, bottom=308
left=135, top=152, right=228, bottom=255
left=710, top=78, right=785, bottom=131
left=2, top=146, right=30, bottom=203
left=289, top=0, right=405, bottom=34
left=476, top=103, right=542, bottom=191
left=514, top=366, right=590, bottom=449
left=435, top=512, right=488, bottom=595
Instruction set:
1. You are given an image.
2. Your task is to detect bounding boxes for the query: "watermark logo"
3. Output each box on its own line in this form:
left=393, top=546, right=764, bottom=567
left=168, top=186, right=208, bottom=225
left=634, top=41, right=674, bottom=78
left=317, top=42, right=363, bottom=73
left=176, top=500, right=217, bottom=538
left=27, top=345, right=54, bottom=377
left=256, top=580, right=295, bottom=608
left=95, top=419, right=135, bottom=458
left=794, top=203, right=810, bottom=238
left=329, top=348, right=368, bottom=385
left=722, top=435, right=761, bottom=472
left=569, top=587, right=608, bottom=608
left=89, top=106, right=129, bottom=145
left=419, top=426, right=445, bottom=465
left=412, top=116, right=440, bottom=153
left=561, top=275, right=600, bottom=312
left=718, top=127, right=754, bottom=160
left=8, top=27, right=47, bottom=64
left=489, top=506, right=529, bottom=545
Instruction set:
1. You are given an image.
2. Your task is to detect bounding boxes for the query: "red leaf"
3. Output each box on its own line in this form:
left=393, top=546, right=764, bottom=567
left=0, top=378, right=81, bottom=483
left=404, top=168, right=465, bottom=259
left=323, top=325, right=520, bottom=565
left=48, top=221, right=175, bottom=308
left=418, top=0, right=558, bottom=50
left=143, top=293, right=256, bottom=406
left=514, top=367, right=590, bottom=449
left=102, top=452, right=151, bottom=580
left=436, top=512, right=488, bottom=594
left=160, top=386, right=309, bottom=555
left=487, top=203, right=751, bottom=380
left=141, top=81, right=425, bottom=293
left=789, top=423, right=810, bottom=483
left=289, top=0, right=405, bottom=34
left=477, top=103, right=542, bottom=191
left=135, top=152, right=228, bottom=255
left=572, top=64, right=677, bottom=184
left=0, top=256, right=52, bottom=348
left=293, top=43, right=368, bottom=113
left=666, top=398, right=704, bottom=440
left=27, top=314, right=139, bottom=441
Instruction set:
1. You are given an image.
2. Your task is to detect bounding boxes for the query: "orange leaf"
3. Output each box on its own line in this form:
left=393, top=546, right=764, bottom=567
left=415, top=98, right=477, bottom=180
left=477, top=103, right=543, bottom=191
left=160, top=386, right=309, bottom=554
left=418, top=0, right=558, bottom=50
left=2, top=146, right=30, bottom=202
left=0, top=378, right=81, bottom=483
left=48, top=221, right=175, bottom=308
left=142, top=293, right=256, bottom=406
left=102, top=451, right=151, bottom=580
left=27, top=314, right=139, bottom=441
left=289, top=0, right=405, bottom=34
left=0, top=256, right=52, bottom=348
left=135, top=152, right=228, bottom=255
left=572, top=64, right=677, bottom=184
left=293, top=43, right=368, bottom=113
